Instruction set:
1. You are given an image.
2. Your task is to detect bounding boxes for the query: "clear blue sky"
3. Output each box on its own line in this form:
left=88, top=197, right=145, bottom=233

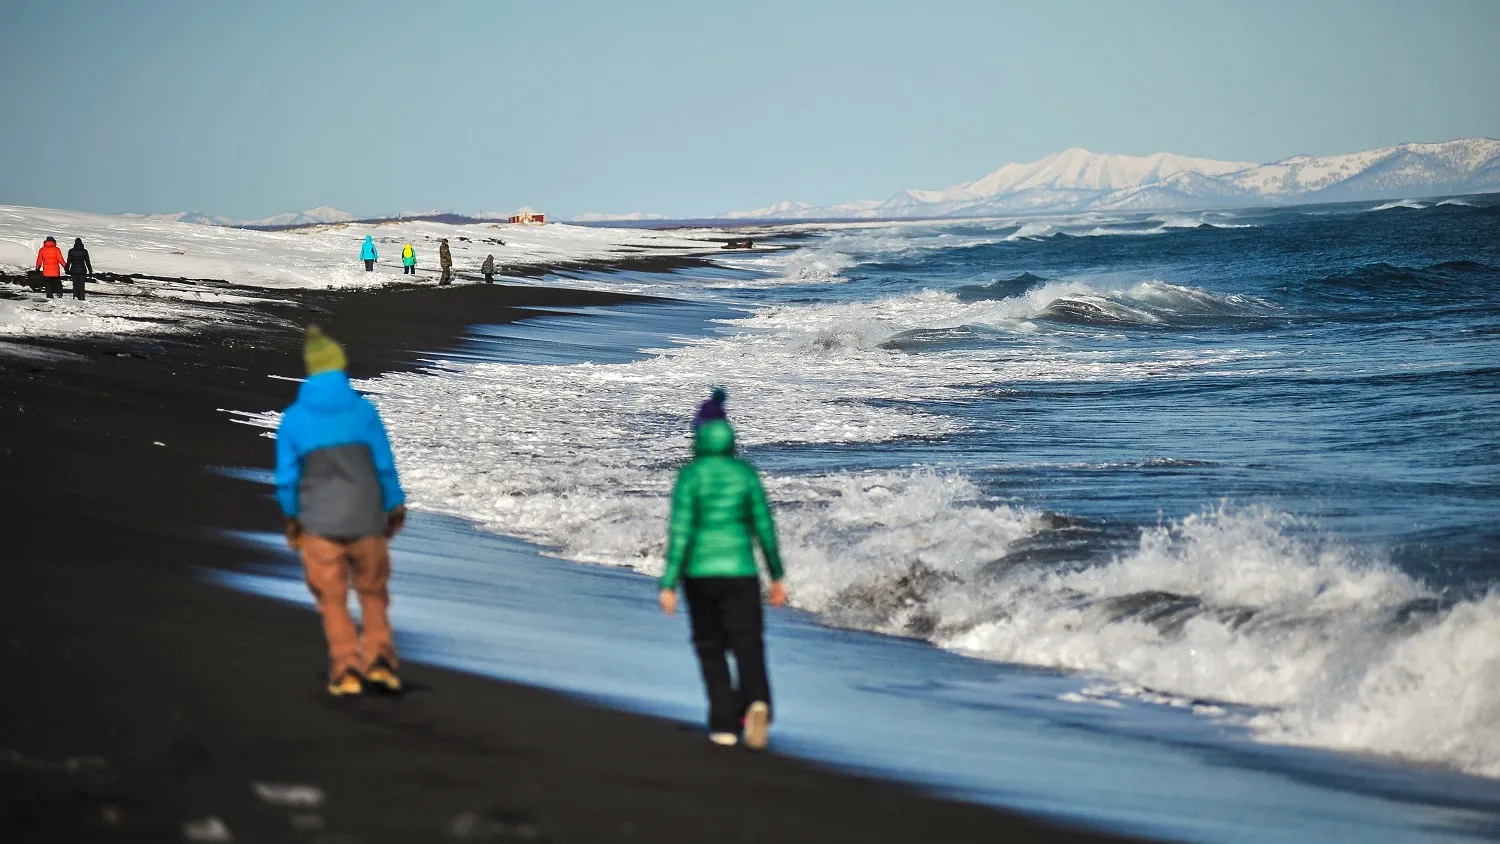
left=1, top=0, right=1496, bottom=220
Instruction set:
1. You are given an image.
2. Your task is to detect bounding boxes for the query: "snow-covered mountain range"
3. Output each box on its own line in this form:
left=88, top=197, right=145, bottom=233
left=571, top=211, right=669, bottom=223
left=724, top=138, right=1500, bottom=220
left=123, top=205, right=357, bottom=228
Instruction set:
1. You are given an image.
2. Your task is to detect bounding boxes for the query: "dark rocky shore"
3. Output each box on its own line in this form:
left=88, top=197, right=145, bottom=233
left=0, top=279, right=1139, bottom=843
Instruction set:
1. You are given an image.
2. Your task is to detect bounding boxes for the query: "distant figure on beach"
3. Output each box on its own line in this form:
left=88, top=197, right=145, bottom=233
left=360, top=235, right=378, bottom=272
left=276, top=326, right=408, bottom=697
left=66, top=238, right=93, bottom=301
left=692, top=386, right=728, bottom=429
left=34, top=237, right=67, bottom=299
left=481, top=254, right=495, bottom=284
left=659, top=416, right=787, bottom=750
left=439, top=238, right=453, bottom=285
left=401, top=243, right=416, bottom=275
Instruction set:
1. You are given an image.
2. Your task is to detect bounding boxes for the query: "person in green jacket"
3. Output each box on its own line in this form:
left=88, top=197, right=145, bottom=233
left=401, top=243, right=416, bottom=275
left=659, top=417, right=787, bottom=749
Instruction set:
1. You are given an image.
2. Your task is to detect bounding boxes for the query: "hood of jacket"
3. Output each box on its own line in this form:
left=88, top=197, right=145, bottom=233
left=295, top=370, right=359, bottom=411
left=363, top=236, right=374, bottom=245
left=693, top=419, right=736, bottom=457
left=73, top=238, right=84, bottom=249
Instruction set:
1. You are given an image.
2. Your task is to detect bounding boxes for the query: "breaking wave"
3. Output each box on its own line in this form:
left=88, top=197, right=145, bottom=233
left=813, top=504, right=1500, bottom=778
left=1033, top=281, right=1278, bottom=329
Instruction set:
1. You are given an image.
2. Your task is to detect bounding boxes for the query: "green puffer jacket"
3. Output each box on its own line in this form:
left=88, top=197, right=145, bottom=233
left=660, top=420, right=784, bottom=589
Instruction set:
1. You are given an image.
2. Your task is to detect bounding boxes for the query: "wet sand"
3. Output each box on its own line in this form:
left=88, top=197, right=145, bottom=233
left=0, top=280, right=1137, bottom=842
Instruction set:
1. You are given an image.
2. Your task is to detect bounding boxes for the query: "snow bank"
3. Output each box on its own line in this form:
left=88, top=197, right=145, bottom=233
left=0, top=204, right=721, bottom=292
left=0, top=203, right=729, bottom=342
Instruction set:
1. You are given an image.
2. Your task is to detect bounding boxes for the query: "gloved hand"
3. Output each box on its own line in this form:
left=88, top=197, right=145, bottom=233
left=284, top=518, right=303, bottom=550
left=384, top=505, right=407, bottom=538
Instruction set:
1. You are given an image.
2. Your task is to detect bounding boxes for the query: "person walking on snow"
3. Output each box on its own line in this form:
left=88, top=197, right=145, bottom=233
left=66, top=238, right=93, bottom=301
left=34, top=237, right=67, bottom=299
left=659, top=415, right=787, bottom=749
left=276, top=326, right=408, bottom=696
left=439, top=238, right=453, bottom=285
left=481, top=254, right=495, bottom=284
left=360, top=235, right=378, bottom=272
left=401, top=243, right=416, bottom=275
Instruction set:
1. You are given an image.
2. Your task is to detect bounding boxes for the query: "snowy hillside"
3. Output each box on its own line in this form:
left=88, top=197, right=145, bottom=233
left=0, top=204, right=719, bottom=292
left=726, top=139, right=1500, bottom=220
left=0, top=204, right=728, bottom=340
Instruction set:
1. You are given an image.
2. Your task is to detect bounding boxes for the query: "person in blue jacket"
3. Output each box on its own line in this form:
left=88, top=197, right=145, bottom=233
left=360, top=235, right=378, bottom=272
left=276, top=325, right=408, bottom=696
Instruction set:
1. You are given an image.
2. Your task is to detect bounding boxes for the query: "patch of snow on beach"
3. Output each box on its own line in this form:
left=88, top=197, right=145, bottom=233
left=0, top=204, right=721, bottom=291
left=0, top=291, right=226, bottom=338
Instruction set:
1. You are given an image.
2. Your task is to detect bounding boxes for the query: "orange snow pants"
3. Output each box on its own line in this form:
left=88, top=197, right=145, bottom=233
left=299, top=534, right=397, bottom=678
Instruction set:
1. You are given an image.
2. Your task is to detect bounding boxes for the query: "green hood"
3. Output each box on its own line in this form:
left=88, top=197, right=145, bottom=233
left=694, top=420, right=736, bottom=457
left=661, top=419, right=783, bottom=589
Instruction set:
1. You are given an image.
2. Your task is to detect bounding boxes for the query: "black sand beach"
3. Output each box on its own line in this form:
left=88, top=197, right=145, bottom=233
left=0, top=280, right=1137, bottom=843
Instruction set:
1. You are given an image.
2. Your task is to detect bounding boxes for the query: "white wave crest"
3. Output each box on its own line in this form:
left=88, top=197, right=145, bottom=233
left=1253, top=592, right=1500, bottom=777
left=1371, top=199, right=1428, bottom=211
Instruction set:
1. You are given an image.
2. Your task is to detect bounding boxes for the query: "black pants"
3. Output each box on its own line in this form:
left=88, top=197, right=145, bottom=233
left=440, top=266, right=452, bottom=285
left=403, top=265, right=414, bottom=275
left=70, top=274, right=86, bottom=301
left=484, top=272, right=493, bottom=284
left=363, top=259, right=374, bottom=272
left=684, top=576, right=770, bottom=733
left=45, top=276, right=63, bottom=298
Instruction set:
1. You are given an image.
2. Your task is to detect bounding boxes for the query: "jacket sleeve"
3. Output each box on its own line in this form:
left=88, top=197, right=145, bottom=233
left=363, top=401, right=406, bottom=512
left=274, top=412, right=303, bottom=517
left=660, top=466, right=699, bottom=590
left=747, top=469, right=784, bottom=580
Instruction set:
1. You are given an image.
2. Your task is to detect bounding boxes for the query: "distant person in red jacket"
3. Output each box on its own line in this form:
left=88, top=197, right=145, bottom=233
left=34, top=237, right=67, bottom=299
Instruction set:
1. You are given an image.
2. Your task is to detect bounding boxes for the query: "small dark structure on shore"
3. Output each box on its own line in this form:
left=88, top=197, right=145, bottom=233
left=722, top=238, right=755, bottom=250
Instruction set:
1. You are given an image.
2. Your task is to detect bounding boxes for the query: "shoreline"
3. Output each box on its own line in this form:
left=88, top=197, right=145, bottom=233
left=0, top=278, right=1135, bottom=842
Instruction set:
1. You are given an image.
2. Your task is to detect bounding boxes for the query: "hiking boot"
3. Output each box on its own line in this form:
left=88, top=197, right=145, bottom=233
left=366, top=658, right=402, bottom=693
left=327, top=669, right=363, bottom=697
left=743, top=701, right=770, bottom=750
left=708, top=732, right=739, bottom=747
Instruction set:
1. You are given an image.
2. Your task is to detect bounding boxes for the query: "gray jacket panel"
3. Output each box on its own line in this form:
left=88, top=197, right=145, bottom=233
left=299, top=443, right=386, bottom=539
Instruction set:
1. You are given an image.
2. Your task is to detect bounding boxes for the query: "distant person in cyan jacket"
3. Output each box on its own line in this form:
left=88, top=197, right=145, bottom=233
left=659, top=416, right=787, bottom=750
left=66, top=238, right=93, bottom=301
left=276, top=326, right=408, bottom=696
left=360, top=235, right=378, bottom=272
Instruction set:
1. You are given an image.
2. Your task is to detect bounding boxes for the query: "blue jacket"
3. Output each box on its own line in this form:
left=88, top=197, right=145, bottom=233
left=361, top=236, right=378, bottom=261
left=275, top=371, right=405, bottom=537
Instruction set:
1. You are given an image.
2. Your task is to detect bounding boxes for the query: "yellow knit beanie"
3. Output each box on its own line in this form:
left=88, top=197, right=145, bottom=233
left=304, top=325, right=347, bottom=376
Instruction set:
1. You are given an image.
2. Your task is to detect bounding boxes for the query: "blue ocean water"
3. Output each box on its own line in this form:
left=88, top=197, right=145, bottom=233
left=221, top=195, right=1500, bottom=840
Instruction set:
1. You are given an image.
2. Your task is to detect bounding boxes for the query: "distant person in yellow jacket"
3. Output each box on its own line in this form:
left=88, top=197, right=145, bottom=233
left=401, top=243, right=416, bottom=276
